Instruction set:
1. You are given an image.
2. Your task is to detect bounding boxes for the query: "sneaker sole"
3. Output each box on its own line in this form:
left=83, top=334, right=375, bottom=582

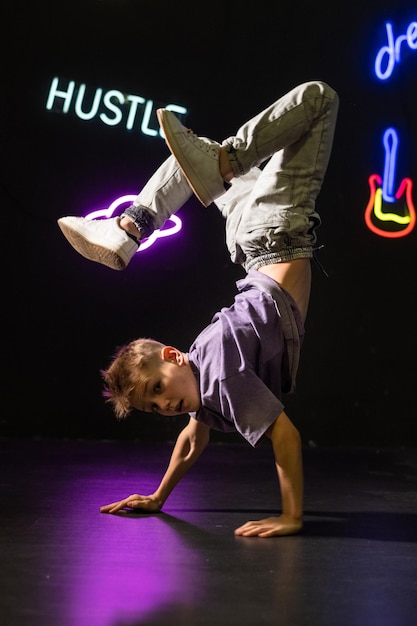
left=58, top=220, right=126, bottom=270
left=157, top=110, right=212, bottom=207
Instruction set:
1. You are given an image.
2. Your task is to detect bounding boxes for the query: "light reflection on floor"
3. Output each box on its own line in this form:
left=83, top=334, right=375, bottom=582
left=68, top=513, right=205, bottom=625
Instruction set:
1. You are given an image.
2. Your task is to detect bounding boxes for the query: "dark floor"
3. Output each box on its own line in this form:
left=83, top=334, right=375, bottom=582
left=1, top=437, right=417, bottom=626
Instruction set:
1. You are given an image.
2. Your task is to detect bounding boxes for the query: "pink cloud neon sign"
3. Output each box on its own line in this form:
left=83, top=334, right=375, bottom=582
left=85, top=195, right=182, bottom=252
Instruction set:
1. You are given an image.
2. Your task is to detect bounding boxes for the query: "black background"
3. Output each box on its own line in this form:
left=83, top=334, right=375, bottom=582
left=2, top=0, right=416, bottom=446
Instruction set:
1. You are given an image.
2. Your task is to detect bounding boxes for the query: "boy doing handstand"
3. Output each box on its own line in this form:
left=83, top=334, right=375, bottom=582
left=58, top=81, right=339, bottom=537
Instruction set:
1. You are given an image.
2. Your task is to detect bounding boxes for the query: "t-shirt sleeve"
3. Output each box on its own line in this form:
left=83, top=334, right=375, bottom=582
left=220, top=369, right=285, bottom=447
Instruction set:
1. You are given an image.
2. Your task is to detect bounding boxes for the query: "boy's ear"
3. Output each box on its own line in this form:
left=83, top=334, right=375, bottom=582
left=160, top=346, right=184, bottom=365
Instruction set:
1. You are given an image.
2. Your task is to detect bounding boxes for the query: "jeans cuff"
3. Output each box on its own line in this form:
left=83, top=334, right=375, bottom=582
left=121, top=205, right=155, bottom=239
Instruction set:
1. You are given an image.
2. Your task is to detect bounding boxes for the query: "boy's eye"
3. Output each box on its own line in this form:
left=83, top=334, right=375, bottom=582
left=154, top=381, right=161, bottom=393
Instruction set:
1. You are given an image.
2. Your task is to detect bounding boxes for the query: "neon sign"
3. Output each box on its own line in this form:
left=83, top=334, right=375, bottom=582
left=365, top=128, right=416, bottom=238
left=375, top=20, right=417, bottom=80
left=46, top=77, right=186, bottom=251
left=365, top=19, right=416, bottom=238
left=46, top=77, right=188, bottom=136
left=86, top=195, right=182, bottom=252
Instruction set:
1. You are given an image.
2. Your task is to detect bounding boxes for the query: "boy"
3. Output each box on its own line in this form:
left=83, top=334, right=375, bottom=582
left=58, top=81, right=339, bottom=537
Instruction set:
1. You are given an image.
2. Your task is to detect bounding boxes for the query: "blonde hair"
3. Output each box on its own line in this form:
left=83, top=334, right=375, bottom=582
left=101, top=338, right=165, bottom=419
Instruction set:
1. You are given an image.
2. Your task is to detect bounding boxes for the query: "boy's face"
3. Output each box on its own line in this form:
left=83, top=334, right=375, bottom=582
left=131, top=346, right=201, bottom=416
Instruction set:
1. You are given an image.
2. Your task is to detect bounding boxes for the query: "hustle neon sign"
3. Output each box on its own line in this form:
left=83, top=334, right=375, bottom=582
left=365, top=18, right=416, bottom=238
left=85, top=196, right=182, bottom=252
left=46, top=77, right=188, bottom=136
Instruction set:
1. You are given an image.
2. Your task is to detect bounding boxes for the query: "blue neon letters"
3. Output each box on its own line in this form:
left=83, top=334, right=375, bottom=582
left=375, top=20, right=417, bottom=80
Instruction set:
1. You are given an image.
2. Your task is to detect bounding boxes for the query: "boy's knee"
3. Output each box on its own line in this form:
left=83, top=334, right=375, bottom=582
left=315, top=81, right=339, bottom=106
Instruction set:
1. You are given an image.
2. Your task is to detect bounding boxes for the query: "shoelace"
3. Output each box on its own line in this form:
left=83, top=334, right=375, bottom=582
left=185, top=128, right=220, bottom=158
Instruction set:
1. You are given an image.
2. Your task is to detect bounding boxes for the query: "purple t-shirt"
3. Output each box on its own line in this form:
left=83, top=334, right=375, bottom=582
left=187, top=271, right=304, bottom=447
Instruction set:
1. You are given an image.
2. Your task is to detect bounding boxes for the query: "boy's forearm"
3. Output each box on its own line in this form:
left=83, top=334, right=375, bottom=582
left=275, top=434, right=303, bottom=520
left=266, top=412, right=304, bottom=520
left=154, top=422, right=209, bottom=506
left=153, top=447, right=198, bottom=505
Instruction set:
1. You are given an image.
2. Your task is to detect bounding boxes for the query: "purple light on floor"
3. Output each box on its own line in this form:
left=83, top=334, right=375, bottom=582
left=86, top=195, right=182, bottom=252
left=62, top=475, right=205, bottom=626
left=69, top=522, right=200, bottom=625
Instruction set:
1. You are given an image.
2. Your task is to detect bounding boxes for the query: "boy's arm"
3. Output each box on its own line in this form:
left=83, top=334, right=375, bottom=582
left=100, top=417, right=210, bottom=514
left=153, top=417, right=210, bottom=505
left=234, top=410, right=303, bottom=537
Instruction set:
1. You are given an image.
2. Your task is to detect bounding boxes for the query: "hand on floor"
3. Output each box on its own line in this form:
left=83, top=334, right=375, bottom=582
left=234, top=514, right=302, bottom=538
left=100, top=493, right=162, bottom=514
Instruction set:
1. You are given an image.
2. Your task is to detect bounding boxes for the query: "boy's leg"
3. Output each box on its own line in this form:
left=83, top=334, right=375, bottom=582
left=222, top=82, right=339, bottom=267
left=159, top=83, right=339, bottom=263
left=159, top=81, right=338, bottom=318
left=221, top=82, right=338, bottom=319
left=57, top=155, right=193, bottom=270
left=122, top=155, right=193, bottom=232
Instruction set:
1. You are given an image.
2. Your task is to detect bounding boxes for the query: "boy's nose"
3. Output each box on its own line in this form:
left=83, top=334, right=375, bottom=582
left=161, top=398, right=172, bottom=412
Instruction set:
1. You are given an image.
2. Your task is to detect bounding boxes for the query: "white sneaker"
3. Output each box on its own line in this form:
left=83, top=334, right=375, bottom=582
left=57, top=216, right=138, bottom=270
left=157, top=109, right=224, bottom=207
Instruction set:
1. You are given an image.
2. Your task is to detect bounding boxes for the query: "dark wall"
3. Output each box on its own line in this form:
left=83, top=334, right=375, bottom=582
left=2, top=0, right=417, bottom=446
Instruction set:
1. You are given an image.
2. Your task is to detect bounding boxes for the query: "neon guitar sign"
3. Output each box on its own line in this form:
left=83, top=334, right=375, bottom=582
left=365, top=128, right=416, bottom=238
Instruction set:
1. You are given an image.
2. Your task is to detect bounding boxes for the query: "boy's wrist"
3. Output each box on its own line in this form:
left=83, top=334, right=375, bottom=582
left=152, top=491, right=166, bottom=509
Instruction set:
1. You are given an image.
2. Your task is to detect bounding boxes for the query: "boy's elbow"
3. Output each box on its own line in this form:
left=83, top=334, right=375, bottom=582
left=195, top=428, right=210, bottom=453
left=266, top=412, right=301, bottom=450
left=188, top=421, right=210, bottom=457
